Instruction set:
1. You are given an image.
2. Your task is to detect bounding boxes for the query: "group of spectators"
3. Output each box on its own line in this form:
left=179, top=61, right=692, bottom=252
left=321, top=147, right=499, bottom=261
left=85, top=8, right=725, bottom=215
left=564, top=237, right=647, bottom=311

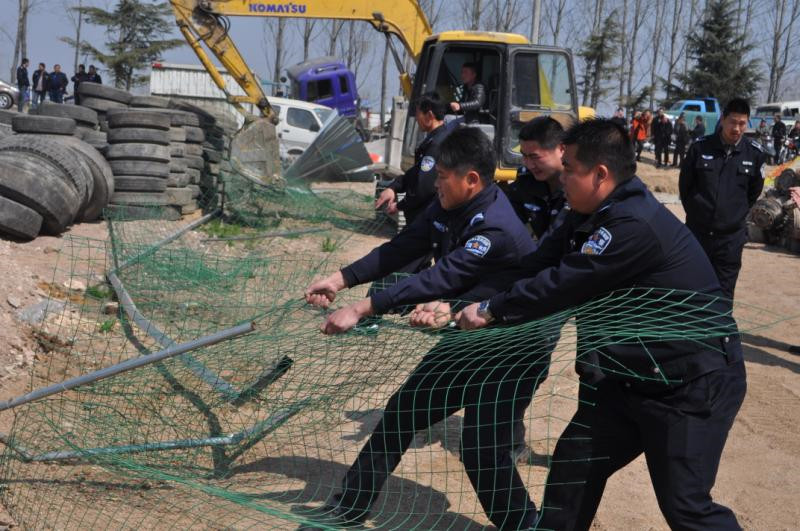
left=616, top=107, right=706, bottom=169
left=15, top=58, right=102, bottom=111
left=755, top=114, right=800, bottom=164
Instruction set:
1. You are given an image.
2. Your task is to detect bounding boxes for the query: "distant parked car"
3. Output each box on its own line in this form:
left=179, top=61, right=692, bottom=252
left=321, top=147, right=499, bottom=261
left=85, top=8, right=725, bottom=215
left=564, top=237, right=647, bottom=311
left=0, top=80, right=19, bottom=109
left=269, top=96, right=335, bottom=160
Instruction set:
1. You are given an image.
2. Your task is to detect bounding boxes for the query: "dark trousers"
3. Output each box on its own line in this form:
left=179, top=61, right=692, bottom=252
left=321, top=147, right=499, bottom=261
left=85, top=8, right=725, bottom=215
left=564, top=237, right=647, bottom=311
left=48, top=90, right=64, bottom=103
left=336, top=338, right=551, bottom=530
left=32, top=90, right=46, bottom=107
left=635, top=140, right=644, bottom=161
left=539, top=361, right=746, bottom=531
left=688, top=227, right=746, bottom=300
left=672, top=143, right=687, bottom=167
left=655, top=142, right=670, bottom=166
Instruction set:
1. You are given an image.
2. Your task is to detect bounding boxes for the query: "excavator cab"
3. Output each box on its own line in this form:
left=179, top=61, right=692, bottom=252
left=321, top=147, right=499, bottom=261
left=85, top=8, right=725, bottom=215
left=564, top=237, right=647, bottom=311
left=404, top=33, right=580, bottom=182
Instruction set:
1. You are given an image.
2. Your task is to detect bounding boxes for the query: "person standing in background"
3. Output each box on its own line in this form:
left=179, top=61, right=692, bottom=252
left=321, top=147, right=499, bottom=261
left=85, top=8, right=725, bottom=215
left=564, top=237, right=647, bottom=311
left=86, top=65, right=102, bottom=85
left=691, top=115, right=706, bottom=141
left=15, top=58, right=30, bottom=112
left=48, top=65, right=68, bottom=103
left=672, top=113, right=689, bottom=167
left=31, top=63, right=48, bottom=109
left=71, top=65, right=88, bottom=105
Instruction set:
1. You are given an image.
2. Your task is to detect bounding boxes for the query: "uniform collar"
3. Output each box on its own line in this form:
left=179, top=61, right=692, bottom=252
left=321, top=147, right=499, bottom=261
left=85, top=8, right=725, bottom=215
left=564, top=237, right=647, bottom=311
left=441, top=183, right=497, bottom=230
left=576, top=176, right=645, bottom=232
left=710, top=131, right=742, bottom=153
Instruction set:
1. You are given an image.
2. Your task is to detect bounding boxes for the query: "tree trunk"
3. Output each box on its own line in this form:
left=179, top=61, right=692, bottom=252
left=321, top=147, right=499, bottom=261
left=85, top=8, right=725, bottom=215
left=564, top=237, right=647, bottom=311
left=665, top=0, right=684, bottom=102
left=380, top=38, right=389, bottom=126
left=549, top=0, right=567, bottom=46
left=273, top=18, right=286, bottom=95
left=626, top=0, right=643, bottom=109
left=302, top=19, right=315, bottom=62
left=768, top=0, right=799, bottom=101
left=471, top=0, right=482, bottom=30
left=648, top=0, right=666, bottom=109
left=12, top=0, right=30, bottom=83
left=618, top=0, right=629, bottom=111
left=73, top=0, right=83, bottom=75
left=328, top=20, right=344, bottom=56
left=531, top=0, right=541, bottom=43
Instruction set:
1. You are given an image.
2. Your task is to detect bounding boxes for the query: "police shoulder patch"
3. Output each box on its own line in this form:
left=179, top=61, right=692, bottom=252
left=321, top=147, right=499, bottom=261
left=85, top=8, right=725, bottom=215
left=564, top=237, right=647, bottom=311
left=749, top=139, right=764, bottom=152
left=580, top=227, right=613, bottom=256
left=433, top=220, right=447, bottom=232
left=420, top=156, right=436, bottom=172
left=464, top=235, right=492, bottom=257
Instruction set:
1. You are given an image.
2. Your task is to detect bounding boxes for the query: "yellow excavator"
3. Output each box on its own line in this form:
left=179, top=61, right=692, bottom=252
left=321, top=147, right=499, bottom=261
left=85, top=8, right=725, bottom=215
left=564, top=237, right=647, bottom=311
left=170, top=0, right=594, bottom=182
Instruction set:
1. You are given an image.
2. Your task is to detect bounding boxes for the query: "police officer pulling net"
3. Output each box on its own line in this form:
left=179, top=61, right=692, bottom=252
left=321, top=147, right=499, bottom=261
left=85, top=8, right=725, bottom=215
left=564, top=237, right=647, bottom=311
left=459, top=118, right=747, bottom=530
left=303, top=127, right=546, bottom=530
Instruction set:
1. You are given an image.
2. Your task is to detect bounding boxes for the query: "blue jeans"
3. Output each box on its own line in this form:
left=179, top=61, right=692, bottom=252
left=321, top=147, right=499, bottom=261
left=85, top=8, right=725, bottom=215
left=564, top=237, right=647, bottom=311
left=16, top=87, right=29, bottom=111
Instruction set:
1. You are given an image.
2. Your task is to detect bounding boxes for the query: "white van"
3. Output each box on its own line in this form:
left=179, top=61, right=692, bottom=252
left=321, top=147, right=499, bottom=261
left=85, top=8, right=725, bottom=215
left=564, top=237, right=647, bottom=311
left=754, top=101, right=800, bottom=120
left=268, top=96, right=335, bottom=157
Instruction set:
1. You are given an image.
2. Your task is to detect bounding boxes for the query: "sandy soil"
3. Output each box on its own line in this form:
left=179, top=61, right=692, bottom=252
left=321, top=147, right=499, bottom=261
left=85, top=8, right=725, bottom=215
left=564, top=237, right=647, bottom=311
left=0, top=168, right=797, bottom=530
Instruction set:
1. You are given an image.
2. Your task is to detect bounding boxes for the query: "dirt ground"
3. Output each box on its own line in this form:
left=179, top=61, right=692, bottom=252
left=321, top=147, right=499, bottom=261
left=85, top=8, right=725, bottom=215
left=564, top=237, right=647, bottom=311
left=0, top=156, right=798, bottom=529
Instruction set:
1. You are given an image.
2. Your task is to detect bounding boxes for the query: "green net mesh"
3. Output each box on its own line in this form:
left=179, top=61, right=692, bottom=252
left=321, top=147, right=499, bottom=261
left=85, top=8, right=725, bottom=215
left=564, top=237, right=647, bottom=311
left=0, top=161, right=788, bottom=530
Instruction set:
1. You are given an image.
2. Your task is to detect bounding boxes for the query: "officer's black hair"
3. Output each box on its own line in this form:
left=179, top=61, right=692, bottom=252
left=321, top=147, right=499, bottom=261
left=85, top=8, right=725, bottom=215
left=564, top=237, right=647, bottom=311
left=462, top=62, right=479, bottom=73
left=518, top=116, right=564, bottom=150
left=438, top=127, right=496, bottom=185
left=414, top=92, right=447, bottom=120
left=563, top=118, right=636, bottom=183
left=722, top=97, right=750, bottom=117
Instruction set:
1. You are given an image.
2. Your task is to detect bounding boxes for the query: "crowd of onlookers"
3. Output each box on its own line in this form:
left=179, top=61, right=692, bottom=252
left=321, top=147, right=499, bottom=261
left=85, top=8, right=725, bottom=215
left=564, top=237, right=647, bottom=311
left=611, top=107, right=706, bottom=169
left=14, top=58, right=103, bottom=111
left=755, top=114, right=800, bottom=164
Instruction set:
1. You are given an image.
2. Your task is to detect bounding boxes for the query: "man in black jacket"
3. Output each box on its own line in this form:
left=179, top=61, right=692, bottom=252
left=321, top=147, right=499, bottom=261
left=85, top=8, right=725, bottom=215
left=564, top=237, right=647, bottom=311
left=303, top=128, right=541, bottom=530
left=652, top=109, right=673, bottom=168
left=31, top=63, right=48, bottom=109
left=71, top=64, right=88, bottom=104
left=48, top=64, right=68, bottom=103
left=450, top=62, right=486, bottom=124
left=458, top=118, right=746, bottom=530
left=772, top=113, right=787, bottom=161
left=680, top=97, right=767, bottom=299
left=86, top=65, right=102, bottom=84
left=15, top=58, right=29, bottom=112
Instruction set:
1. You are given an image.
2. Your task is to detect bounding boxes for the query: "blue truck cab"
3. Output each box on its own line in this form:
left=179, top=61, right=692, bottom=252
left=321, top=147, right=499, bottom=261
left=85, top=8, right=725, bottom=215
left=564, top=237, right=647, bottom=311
left=665, top=97, right=722, bottom=134
left=284, top=56, right=359, bottom=119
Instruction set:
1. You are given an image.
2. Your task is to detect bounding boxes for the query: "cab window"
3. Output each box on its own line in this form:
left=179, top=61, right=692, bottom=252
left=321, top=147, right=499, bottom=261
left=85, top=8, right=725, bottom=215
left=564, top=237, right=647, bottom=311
left=512, top=52, right=572, bottom=109
left=287, top=108, right=317, bottom=130
left=339, top=76, right=350, bottom=96
left=307, top=79, right=333, bottom=101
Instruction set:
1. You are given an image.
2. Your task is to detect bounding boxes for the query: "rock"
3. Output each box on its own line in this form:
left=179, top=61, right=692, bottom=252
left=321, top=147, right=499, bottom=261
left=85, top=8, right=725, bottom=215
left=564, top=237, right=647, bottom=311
left=43, top=246, right=59, bottom=254
left=103, top=302, right=119, bottom=315
left=63, top=279, right=86, bottom=292
left=16, top=299, right=67, bottom=325
left=6, top=296, right=21, bottom=309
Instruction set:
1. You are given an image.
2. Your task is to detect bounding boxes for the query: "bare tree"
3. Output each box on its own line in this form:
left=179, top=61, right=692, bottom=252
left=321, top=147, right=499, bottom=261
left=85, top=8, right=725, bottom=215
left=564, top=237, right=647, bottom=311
left=766, top=0, right=800, bottom=101
left=682, top=0, right=700, bottom=78
left=664, top=0, right=686, bottom=102
left=618, top=0, right=629, bottom=110
left=419, top=0, right=445, bottom=29
left=543, top=0, right=568, bottom=46
left=302, top=19, right=317, bottom=62
left=491, top=0, right=527, bottom=33
left=625, top=0, right=645, bottom=108
left=11, top=0, right=34, bottom=82
left=647, top=0, right=667, bottom=109
left=261, top=19, right=289, bottom=95
left=339, top=22, right=370, bottom=88
left=458, top=0, right=484, bottom=30
left=328, top=20, right=345, bottom=56
left=60, top=0, right=84, bottom=75
left=380, top=39, right=389, bottom=124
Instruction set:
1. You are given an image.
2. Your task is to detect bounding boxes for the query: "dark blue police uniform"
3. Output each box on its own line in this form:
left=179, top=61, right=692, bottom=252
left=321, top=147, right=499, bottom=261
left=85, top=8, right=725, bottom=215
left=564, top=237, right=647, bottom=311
left=327, top=184, right=542, bottom=530
left=388, top=123, right=450, bottom=226
left=507, top=166, right=569, bottom=240
left=483, top=176, right=746, bottom=530
left=679, top=132, right=767, bottom=299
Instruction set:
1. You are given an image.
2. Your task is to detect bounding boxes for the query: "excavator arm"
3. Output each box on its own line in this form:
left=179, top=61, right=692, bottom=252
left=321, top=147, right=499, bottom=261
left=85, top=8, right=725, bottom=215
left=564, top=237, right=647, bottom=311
left=170, top=0, right=433, bottom=119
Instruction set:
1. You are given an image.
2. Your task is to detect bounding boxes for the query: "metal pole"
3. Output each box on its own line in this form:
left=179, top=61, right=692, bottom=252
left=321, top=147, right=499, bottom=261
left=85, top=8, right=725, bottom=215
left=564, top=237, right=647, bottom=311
left=531, top=0, right=541, bottom=44
left=0, top=322, right=255, bottom=412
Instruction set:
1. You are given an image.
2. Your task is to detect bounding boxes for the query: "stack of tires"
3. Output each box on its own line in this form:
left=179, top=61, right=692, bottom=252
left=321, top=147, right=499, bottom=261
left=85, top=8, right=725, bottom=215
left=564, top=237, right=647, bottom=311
left=32, top=101, right=106, bottom=151
left=0, top=114, right=114, bottom=239
left=105, top=109, right=172, bottom=217
left=0, top=109, right=15, bottom=138
left=76, top=82, right=132, bottom=130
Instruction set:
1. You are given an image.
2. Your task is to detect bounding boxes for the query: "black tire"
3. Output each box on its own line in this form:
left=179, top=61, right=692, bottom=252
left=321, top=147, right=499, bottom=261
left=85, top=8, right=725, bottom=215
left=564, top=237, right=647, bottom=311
left=203, top=148, right=222, bottom=163
left=169, top=158, right=188, bottom=173
left=36, top=134, right=115, bottom=222
left=0, top=109, right=19, bottom=125
left=169, top=127, right=187, bottom=142
left=185, top=155, right=204, bottom=170
left=80, top=97, right=128, bottom=113
left=0, top=124, right=12, bottom=139
left=170, top=143, right=186, bottom=157
left=107, top=127, right=170, bottom=145
left=0, top=135, right=93, bottom=211
left=164, top=187, right=193, bottom=206
left=184, top=126, right=205, bottom=143
left=186, top=167, right=201, bottom=183
left=12, top=114, right=76, bottom=135
left=108, top=110, right=170, bottom=131
left=203, top=138, right=226, bottom=151
left=184, top=143, right=203, bottom=156
left=114, top=176, right=168, bottom=192
left=105, top=203, right=181, bottom=221
left=168, top=111, right=201, bottom=127
left=110, top=192, right=169, bottom=206
left=167, top=173, right=189, bottom=188
left=105, top=143, right=170, bottom=163
left=77, top=82, right=133, bottom=104
left=0, top=153, right=80, bottom=233
left=34, top=102, right=98, bottom=127
left=130, top=95, right=171, bottom=108
left=109, top=160, right=169, bottom=178
left=0, top=195, right=43, bottom=239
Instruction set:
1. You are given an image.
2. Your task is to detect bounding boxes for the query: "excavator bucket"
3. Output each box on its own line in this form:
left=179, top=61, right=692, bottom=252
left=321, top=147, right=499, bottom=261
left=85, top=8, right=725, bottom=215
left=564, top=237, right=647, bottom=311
left=229, top=116, right=282, bottom=184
